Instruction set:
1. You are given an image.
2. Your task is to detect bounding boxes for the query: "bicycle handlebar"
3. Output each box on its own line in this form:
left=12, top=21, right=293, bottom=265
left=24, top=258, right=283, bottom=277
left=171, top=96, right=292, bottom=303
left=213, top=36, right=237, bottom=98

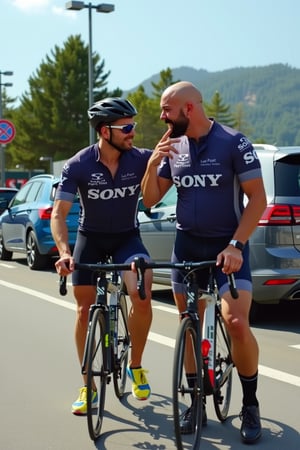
left=58, top=258, right=239, bottom=300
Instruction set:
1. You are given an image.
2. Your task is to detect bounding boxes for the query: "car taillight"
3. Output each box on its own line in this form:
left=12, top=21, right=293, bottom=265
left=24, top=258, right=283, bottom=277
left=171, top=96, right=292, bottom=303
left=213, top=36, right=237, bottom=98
left=263, top=279, right=297, bottom=286
left=258, top=205, right=300, bottom=226
left=39, top=207, right=53, bottom=220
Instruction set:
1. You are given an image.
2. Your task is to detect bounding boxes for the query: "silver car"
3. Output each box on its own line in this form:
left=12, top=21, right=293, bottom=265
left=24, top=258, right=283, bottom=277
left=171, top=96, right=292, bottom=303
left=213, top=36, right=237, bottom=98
left=138, top=144, right=300, bottom=316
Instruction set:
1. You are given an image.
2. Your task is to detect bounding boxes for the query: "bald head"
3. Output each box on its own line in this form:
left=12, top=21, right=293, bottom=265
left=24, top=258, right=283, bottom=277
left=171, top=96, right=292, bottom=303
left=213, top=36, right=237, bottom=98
left=162, top=81, right=203, bottom=104
left=160, top=81, right=210, bottom=139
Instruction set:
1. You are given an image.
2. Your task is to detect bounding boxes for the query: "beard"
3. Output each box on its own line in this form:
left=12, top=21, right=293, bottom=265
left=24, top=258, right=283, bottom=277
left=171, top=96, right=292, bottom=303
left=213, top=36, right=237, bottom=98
left=103, top=135, right=129, bottom=153
left=165, top=110, right=189, bottom=138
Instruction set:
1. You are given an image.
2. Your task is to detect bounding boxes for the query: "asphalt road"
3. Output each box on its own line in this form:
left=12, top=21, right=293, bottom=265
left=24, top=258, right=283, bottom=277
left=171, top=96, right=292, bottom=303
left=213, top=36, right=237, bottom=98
left=0, top=254, right=299, bottom=449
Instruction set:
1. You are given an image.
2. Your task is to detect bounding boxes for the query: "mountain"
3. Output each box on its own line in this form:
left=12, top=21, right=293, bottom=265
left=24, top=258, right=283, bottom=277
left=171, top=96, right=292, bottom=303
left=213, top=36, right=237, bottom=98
left=124, top=64, right=300, bottom=145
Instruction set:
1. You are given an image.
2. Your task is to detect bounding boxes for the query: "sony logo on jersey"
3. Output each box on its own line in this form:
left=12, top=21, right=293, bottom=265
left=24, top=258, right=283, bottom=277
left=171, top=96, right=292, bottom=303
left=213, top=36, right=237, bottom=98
left=173, top=174, right=222, bottom=188
left=243, top=149, right=259, bottom=165
left=238, top=137, right=252, bottom=152
left=88, top=184, right=139, bottom=200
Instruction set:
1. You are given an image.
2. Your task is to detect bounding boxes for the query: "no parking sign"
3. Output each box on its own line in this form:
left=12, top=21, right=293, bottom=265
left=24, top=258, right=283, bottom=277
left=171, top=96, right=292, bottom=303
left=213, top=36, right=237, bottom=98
left=0, top=119, right=16, bottom=144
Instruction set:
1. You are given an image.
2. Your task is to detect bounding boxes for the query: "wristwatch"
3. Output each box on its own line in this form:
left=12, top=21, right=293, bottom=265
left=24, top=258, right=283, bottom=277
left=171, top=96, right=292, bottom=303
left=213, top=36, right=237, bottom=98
left=229, top=239, right=244, bottom=251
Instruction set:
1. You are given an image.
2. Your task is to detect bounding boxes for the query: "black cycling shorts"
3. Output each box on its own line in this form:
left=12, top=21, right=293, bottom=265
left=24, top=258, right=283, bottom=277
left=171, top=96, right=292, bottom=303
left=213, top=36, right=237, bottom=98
left=72, top=229, right=150, bottom=286
left=171, top=229, right=252, bottom=296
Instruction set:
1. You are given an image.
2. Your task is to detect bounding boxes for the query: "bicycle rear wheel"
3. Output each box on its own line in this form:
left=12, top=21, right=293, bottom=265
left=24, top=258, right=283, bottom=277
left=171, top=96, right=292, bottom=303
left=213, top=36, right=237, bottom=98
left=86, top=308, right=107, bottom=441
left=173, top=317, right=203, bottom=450
left=213, top=309, right=233, bottom=421
left=113, top=292, right=130, bottom=398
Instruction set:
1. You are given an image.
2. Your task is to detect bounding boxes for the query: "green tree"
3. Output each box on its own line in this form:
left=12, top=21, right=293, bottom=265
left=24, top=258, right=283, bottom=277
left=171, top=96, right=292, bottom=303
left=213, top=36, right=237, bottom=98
left=233, top=102, right=253, bottom=136
left=151, top=68, right=180, bottom=99
left=204, top=91, right=235, bottom=127
left=127, top=68, right=181, bottom=148
left=8, top=35, right=121, bottom=170
left=127, top=86, right=163, bottom=148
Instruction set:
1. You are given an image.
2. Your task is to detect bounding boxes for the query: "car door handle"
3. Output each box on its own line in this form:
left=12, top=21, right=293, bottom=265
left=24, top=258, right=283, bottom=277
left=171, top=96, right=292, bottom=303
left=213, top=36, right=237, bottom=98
left=167, top=214, right=176, bottom=222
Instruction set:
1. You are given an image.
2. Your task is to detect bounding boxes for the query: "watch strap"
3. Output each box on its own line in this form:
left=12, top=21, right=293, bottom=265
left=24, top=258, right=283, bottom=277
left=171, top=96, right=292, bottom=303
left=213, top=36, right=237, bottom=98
left=229, top=239, right=244, bottom=251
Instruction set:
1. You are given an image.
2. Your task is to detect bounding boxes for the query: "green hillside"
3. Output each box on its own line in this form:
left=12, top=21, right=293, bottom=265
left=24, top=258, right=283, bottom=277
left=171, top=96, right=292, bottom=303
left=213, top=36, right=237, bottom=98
left=127, top=64, right=300, bottom=145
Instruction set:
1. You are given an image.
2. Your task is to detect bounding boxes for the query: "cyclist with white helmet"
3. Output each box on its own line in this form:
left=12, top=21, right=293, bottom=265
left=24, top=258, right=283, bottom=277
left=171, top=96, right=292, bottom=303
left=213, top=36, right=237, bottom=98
left=51, top=98, right=153, bottom=414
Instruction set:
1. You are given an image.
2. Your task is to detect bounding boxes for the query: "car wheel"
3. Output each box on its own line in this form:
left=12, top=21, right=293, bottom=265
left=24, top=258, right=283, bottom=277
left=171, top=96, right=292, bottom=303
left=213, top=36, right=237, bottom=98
left=26, top=230, right=49, bottom=270
left=0, top=236, right=13, bottom=261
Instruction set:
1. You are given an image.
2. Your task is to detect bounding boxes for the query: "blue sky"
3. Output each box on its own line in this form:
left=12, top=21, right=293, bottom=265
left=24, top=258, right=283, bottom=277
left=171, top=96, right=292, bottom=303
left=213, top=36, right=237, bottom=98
left=1, top=0, right=300, bottom=106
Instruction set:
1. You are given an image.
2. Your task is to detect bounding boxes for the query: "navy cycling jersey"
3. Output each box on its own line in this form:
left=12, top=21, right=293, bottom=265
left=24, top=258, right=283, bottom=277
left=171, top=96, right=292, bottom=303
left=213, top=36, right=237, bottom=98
left=55, top=143, right=152, bottom=233
left=158, top=121, right=263, bottom=237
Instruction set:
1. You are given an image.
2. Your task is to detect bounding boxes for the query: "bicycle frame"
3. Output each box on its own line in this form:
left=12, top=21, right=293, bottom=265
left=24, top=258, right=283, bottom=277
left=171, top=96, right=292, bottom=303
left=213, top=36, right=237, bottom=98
left=81, top=270, right=115, bottom=378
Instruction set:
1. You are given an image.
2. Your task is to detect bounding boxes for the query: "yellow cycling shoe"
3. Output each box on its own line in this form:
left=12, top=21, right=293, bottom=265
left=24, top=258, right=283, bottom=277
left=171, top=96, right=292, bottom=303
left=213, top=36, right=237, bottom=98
left=71, top=386, right=98, bottom=415
left=127, top=366, right=151, bottom=400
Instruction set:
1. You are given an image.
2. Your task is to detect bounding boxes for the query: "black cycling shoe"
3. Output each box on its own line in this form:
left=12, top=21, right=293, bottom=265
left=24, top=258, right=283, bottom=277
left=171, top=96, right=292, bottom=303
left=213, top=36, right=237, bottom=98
left=180, top=405, right=207, bottom=434
left=239, top=405, right=262, bottom=444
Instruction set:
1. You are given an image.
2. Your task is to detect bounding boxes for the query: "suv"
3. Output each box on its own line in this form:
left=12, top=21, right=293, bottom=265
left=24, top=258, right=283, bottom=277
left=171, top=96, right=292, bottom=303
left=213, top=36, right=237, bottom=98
left=0, top=174, right=79, bottom=270
left=138, top=144, right=300, bottom=315
left=0, top=187, right=18, bottom=215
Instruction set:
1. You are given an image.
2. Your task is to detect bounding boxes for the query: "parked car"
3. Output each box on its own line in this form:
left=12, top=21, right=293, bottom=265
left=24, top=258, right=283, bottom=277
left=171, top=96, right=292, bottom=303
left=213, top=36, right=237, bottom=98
left=0, top=187, right=18, bottom=215
left=0, top=174, right=80, bottom=270
left=138, top=144, right=300, bottom=316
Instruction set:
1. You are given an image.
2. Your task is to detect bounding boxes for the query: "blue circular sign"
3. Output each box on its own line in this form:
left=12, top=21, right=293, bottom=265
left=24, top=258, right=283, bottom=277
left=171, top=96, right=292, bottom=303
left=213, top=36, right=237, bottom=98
left=0, top=119, right=16, bottom=144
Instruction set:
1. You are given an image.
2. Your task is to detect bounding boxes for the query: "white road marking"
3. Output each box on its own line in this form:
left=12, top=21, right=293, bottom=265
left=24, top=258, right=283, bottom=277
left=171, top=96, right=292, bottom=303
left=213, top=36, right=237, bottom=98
left=0, top=279, right=76, bottom=311
left=154, top=305, right=178, bottom=314
left=289, top=344, right=300, bottom=350
left=1, top=279, right=300, bottom=388
left=0, top=263, right=16, bottom=269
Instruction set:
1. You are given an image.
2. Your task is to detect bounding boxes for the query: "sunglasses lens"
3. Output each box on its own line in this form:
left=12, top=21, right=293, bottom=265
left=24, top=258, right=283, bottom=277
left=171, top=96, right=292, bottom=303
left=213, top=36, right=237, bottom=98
left=122, top=124, right=134, bottom=134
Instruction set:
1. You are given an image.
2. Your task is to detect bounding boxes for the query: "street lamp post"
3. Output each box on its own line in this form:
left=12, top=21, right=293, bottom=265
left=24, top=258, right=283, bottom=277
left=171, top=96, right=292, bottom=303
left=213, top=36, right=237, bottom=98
left=39, top=156, right=54, bottom=175
left=0, top=70, right=13, bottom=187
left=65, top=2, right=115, bottom=145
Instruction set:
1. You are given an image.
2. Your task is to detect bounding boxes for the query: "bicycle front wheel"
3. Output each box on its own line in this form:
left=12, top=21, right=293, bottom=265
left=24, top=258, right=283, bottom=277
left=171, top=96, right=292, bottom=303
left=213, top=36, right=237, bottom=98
left=213, top=310, right=233, bottom=421
left=173, top=317, right=203, bottom=450
left=113, top=292, right=130, bottom=398
left=86, top=308, right=107, bottom=441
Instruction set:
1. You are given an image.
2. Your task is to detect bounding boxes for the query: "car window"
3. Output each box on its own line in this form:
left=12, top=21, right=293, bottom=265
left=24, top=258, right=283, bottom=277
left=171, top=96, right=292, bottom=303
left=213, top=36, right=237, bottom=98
left=274, top=155, right=300, bottom=196
left=11, top=183, right=33, bottom=206
left=0, top=191, right=17, bottom=202
left=26, top=181, right=43, bottom=202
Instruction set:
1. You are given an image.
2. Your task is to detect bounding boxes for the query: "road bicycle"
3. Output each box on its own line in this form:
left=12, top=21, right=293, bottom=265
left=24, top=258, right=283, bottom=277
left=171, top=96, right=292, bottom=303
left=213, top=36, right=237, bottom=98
left=59, top=257, right=237, bottom=446
left=59, top=260, right=132, bottom=441
left=133, top=258, right=238, bottom=450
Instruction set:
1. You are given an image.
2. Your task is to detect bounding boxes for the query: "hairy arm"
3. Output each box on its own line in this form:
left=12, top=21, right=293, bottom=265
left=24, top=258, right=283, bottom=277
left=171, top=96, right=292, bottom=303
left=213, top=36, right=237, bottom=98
left=217, top=177, right=267, bottom=274
left=50, top=199, right=74, bottom=274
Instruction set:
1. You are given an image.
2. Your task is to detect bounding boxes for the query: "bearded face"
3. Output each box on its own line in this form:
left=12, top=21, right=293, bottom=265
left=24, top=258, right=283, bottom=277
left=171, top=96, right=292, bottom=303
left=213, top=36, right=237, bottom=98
left=165, top=108, right=189, bottom=138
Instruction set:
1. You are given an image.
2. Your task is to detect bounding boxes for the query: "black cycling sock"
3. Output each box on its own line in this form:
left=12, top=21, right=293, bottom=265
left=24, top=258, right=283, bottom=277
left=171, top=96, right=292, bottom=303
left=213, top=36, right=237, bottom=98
left=238, top=371, right=259, bottom=407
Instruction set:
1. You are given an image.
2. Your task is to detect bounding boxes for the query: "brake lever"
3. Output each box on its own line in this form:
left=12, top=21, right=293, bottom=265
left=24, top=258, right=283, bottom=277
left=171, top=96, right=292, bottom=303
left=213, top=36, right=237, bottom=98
left=133, top=257, right=146, bottom=300
left=227, top=273, right=239, bottom=299
left=59, top=276, right=67, bottom=296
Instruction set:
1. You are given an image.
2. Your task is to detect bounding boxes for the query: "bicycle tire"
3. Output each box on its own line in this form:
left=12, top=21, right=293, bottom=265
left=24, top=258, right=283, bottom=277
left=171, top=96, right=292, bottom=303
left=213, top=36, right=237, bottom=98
left=213, top=309, right=233, bottom=421
left=113, top=292, right=130, bottom=398
left=86, top=308, right=107, bottom=441
left=173, top=316, right=203, bottom=450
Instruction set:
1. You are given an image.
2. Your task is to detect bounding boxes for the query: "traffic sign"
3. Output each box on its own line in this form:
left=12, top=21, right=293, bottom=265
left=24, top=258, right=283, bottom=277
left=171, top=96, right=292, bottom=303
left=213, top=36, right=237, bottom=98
left=0, top=119, right=16, bottom=144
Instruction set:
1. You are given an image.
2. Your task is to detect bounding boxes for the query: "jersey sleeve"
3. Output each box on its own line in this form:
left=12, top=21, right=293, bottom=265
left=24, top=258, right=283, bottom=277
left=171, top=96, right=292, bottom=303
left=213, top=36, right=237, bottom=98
left=232, top=134, right=263, bottom=182
left=157, top=156, right=172, bottom=179
left=55, top=159, right=79, bottom=203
